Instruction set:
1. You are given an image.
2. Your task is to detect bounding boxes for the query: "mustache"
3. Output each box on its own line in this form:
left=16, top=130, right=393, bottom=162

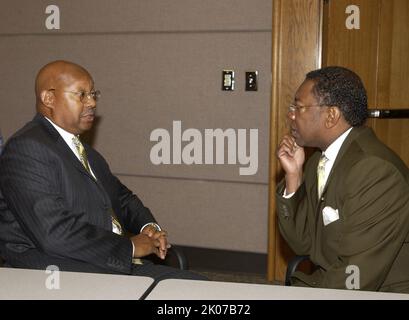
left=81, top=109, right=96, bottom=117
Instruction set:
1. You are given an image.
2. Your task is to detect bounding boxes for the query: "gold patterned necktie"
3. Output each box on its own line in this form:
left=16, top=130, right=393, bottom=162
left=317, top=154, right=329, bottom=199
left=72, top=136, right=91, bottom=174
left=72, top=136, right=124, bottom=236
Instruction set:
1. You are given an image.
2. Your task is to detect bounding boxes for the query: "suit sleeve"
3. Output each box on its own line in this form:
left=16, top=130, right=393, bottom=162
left=307, top=158, right=409, bottom=290
left=276, top=180, right=312, bottom=255
left=0, top=137, right=133, bottom=274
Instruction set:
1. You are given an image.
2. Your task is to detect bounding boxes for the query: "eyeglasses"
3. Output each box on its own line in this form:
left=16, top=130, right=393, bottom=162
left=49, top=89, right=101, bottom=102
left=288, top=103, right=322, bottom=113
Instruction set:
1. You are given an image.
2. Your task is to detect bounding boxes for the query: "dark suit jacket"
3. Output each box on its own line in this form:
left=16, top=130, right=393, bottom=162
left=276, top=126, right=409, bottom=293
left=0, top=114, right=156, bottom=274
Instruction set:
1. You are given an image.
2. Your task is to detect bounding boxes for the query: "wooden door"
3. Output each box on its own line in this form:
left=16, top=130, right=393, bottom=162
left=323, top=0, right=409, bottom=164
left=268, top=0, right=323, bottom=282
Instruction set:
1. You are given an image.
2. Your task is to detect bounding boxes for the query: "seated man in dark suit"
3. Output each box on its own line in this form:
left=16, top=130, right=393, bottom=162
left=276, top=66, right=409, bottom=292
left=0, top=60, right=205, bottom=281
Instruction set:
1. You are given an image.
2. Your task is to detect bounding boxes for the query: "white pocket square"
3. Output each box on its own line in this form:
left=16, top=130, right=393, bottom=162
left=322, top=206, right=339, bottom=226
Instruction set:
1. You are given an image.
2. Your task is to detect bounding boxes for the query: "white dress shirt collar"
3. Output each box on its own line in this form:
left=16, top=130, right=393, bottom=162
left=44, top=116, right=79, bottom=154
left=319, top=127, right=353, bottom=190
left=322, top=127, right=353, bottom=162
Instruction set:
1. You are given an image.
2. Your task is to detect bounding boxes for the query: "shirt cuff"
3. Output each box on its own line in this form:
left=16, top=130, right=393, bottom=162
left=283, top=189, right=295, bottom=199
left=140, top=222, right=161, bottom=233
left=131, top=241, right=135, bottom=256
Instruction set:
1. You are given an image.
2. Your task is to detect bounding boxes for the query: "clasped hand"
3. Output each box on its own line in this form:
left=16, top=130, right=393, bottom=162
left=131, top=226, right=171, bottom=260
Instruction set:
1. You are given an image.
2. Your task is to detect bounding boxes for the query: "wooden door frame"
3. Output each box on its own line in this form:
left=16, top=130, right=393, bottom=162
left=268, top=0, right=323, bottom=282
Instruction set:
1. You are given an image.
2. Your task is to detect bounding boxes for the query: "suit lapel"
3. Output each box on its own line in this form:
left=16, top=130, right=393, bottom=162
left=320, top=126, right=367, bottom=197
left=57, top=142, right=96, bottom=181
left=84, top=145, right=111, bottom=189
left=307, top=151, right=321, bottom=208
left=34, top=114, right=97, bottom=181
left=85, top=145, right=117, bottom=227
left=86, top=147, right=110, bottom=193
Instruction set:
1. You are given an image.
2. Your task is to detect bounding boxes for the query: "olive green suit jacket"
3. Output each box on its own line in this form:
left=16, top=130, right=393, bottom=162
left=276, top=126, right=409, bottom=293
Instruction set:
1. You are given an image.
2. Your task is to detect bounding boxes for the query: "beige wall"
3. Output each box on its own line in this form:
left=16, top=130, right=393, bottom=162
left=0, top=0, right=272, bottom=253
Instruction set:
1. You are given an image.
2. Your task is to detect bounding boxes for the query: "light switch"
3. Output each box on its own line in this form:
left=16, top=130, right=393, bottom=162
left=245, top=71, right=258, bottom=91
left=222, top=70, right=235, bottom=91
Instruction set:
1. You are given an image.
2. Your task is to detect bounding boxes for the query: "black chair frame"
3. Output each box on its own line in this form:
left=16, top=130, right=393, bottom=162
left=285, top=255, right=309, bottom=286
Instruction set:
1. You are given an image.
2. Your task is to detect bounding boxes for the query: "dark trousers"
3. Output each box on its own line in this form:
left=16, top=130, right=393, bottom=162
left=132, top=259, right=207, bottom=281
left=2, top=249, right=207, bottom=281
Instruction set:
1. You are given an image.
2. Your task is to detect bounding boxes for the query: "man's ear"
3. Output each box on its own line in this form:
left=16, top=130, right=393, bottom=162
left=325, top=106, right=341, bottom=128
left=40, top=90, right=55, bottom=109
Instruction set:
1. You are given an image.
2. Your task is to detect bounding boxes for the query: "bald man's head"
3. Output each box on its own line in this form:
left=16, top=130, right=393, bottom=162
left=35, top=60, right=97, bottom=135
left=35, top=60, right=92, bottom=104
